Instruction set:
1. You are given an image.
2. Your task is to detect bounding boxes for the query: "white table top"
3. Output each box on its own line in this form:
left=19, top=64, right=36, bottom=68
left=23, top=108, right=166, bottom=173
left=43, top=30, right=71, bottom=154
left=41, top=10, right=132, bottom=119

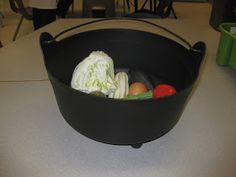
left=1, top=18, right=236, bottom=177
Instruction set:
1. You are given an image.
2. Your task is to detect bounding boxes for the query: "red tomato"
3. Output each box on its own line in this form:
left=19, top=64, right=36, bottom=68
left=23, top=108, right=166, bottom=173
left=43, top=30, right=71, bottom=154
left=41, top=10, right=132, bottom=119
left=153, top=84, right=177, bottom=99
left=128, top=82, right=148, bottom=96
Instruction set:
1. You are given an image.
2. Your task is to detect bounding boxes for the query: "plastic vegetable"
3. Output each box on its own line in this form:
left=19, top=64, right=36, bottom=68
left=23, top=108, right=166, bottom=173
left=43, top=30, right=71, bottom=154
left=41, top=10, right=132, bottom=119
left=125, top=91, right=152, bottom=100
left=129, top=69, right=153, bottom=90
left=128, top=82, right=148, bottom=96
left=125, top=84, right=177, bottom=100
left=109, top=72, right=129, bottom=99
left=153, top=84, right=177, bottom=98
left=71, top=51, right=117, bottom=95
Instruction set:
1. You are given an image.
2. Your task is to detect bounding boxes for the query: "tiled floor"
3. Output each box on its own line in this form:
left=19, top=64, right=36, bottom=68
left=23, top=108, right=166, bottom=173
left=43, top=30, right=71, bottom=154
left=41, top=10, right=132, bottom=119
left=0, top=1, right=212, bottom=46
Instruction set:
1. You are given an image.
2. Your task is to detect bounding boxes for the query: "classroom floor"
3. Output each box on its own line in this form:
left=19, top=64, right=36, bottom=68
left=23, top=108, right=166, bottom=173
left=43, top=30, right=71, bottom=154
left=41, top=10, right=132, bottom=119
left=0, top=1, right=212, bottom=46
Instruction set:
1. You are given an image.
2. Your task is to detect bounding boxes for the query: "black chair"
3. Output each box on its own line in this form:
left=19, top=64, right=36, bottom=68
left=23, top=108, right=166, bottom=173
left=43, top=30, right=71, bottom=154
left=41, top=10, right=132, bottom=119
left=9, top=0, right=32, bottom=41
left=57, top=0, right=74, bottom=18
left=127, top=0, right=177, bottom=19
left=156, top=0, right=177, bottom=18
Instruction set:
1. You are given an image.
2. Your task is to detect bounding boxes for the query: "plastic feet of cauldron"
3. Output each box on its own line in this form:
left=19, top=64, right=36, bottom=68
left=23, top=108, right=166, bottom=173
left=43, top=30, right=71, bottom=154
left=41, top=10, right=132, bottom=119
left=131, top=144, right=143, bottom=149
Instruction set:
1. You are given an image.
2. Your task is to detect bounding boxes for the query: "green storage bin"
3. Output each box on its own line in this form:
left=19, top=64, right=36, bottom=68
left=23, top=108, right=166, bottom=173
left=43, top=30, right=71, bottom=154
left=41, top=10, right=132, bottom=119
left=216, top=23, right=236, bottom=69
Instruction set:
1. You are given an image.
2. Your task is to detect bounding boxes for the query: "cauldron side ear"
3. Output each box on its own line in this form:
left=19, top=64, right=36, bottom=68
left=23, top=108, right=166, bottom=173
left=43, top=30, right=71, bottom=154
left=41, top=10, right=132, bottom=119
left=188, top=42, right=206, bottom=80
left=40, top=32, right=58, bottom=64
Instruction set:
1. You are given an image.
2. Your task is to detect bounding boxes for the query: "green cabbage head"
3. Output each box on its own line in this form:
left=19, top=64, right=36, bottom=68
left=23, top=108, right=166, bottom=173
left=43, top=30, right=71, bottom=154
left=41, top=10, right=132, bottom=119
left=71, top=51, right=117, bottom=95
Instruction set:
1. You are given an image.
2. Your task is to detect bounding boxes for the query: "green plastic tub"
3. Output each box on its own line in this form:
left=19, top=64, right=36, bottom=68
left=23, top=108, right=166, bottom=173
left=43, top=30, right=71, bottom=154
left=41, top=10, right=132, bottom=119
left=216, top=23, right=236, bottom=69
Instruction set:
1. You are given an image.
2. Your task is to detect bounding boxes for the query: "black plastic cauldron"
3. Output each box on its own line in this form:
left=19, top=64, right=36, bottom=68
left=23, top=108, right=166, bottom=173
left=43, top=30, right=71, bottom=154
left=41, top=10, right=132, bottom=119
left=40, top=18, right=206, bottom=148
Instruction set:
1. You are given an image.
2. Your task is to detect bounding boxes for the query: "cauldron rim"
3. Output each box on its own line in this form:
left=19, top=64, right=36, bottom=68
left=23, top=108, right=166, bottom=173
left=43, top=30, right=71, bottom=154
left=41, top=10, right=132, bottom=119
left=43, top=28, right=202, bottom=97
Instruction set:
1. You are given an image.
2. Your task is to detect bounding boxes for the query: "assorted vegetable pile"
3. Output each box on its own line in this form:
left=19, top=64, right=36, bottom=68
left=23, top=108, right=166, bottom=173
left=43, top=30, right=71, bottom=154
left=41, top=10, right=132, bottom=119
left=71, top=51, right=177, bottom=100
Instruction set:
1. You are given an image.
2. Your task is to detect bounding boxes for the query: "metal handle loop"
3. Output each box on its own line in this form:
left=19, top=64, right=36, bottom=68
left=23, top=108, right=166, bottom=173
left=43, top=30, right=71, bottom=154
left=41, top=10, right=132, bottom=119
left=53, top=17, right=192, bottom=49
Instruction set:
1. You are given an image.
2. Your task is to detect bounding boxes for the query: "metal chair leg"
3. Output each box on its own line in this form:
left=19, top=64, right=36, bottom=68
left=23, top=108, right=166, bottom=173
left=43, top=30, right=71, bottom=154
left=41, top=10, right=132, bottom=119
left=122, top=0, right=131, bottom=16
left=0, top=12, right=4, bottom=18
left=126, top=0, right=130, bottom=10
left=171, top=6, right=177, bottom=19
left=0, top=12, right=4, bottom=27
left=123, top=0, right=126, bottom=15
left=13, top=15, right=24, bottom=41
left=71, top=0, right=74, bottom=14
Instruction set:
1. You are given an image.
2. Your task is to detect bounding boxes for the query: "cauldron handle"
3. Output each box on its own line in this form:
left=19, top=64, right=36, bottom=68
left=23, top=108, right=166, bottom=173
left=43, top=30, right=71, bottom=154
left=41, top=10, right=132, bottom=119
left=41, top=17, right=193, bottom=49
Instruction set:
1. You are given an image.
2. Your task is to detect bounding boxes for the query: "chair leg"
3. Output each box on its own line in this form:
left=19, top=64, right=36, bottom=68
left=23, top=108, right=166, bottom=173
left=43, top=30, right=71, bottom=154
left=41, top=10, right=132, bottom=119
left=141, top=0, right=148, bottom=9
left=71, top=0, right=74, bottom=14
left=171, top=6, right=177, bottom=19
left=126, top=0, right=130, bottom=10
left=13, top=15, right=24, bottom=41
left=123, top=0, right=126, bottom=15
left=0, top=12, right=4, bottom=27
left=122, top=0, right=131, bottom=16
